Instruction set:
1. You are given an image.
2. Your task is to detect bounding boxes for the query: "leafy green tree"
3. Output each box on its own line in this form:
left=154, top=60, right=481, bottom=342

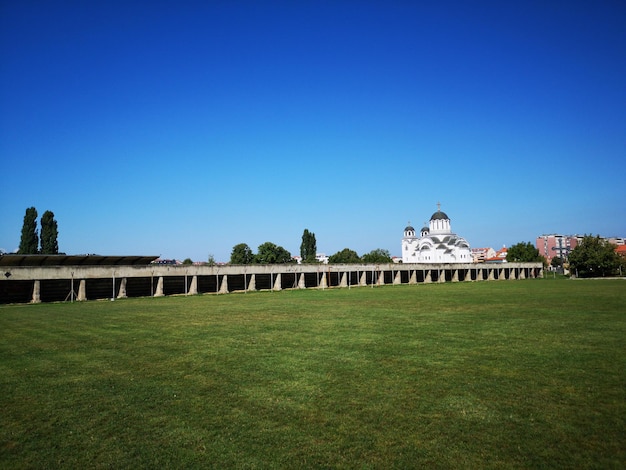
left=361, top=248, right=393, bottom=264
left=230, top=243, right=254, bottom=264
left=551, top=256, right=563, bottom=269
left=40, top=210, right=59, bottom=254
left=506, top=242, right=543, bottom=263
left=255, top=242, right=293, bottom=264
left=328, top=248, right=361, bottom=264
left=207, top=254, right=216, bottom=266
left=182, top=258, right=193, bottom=265
left=18, top=207, right=39, bottom=254
left=568, top=235, right=620, bottom=278
left=300, top=229, right=317, bottom=263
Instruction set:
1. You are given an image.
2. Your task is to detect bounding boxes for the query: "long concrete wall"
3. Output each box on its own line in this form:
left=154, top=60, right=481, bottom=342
left=0, top=262, right=543, bottom=304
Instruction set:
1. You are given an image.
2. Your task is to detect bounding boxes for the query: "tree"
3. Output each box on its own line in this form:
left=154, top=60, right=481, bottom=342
left=506, top=242, right=543, bottom=263
left=207, top=254, right=216, bottom=266
left=361, top=248, right=393, bottom=264
left=18, top=207, right=39, bottom=254
left=40, top=210, right=59, bottom=254
left=300, top=229, right=317, bottom=263
left=182, top=258, right=193, bottom=265
left=328, top=248, right=361, bottom=264
left=551, top=256, right=564, bottom=269
left=255, top=242, right=293, bottom=264
left=230, top=243, right=254, bottom=264
left=568, top=235, right=620, bottom=278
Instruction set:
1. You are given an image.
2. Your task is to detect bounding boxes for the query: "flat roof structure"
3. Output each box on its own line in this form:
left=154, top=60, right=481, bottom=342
left=0, top=254, right=159, bottom=267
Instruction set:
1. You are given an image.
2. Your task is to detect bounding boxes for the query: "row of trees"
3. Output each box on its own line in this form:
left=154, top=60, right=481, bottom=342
left=18, top=207, right=59, bottom=255
left=506, top=237, right=623, bottom=278
left=14, top=210, right=621, bottom=277
left=229, top=229, right=393, bottom=265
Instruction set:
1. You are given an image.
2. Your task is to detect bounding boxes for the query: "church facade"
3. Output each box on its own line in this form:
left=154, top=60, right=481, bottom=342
left=402, top=205, right=472, bottom=264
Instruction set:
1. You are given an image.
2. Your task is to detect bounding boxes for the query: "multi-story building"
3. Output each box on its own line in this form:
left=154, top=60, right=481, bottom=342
left=471, top=247, right=496, bottom=263
left=537, top=234, right=626, bottom=264
left=536, top=235, right=579, bottom=263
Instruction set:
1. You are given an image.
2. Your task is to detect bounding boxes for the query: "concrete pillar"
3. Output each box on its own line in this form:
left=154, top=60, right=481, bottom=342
left=340, top=272, right=348, bottom=288
left=519, top=268, right=526, bottom=280
left=155, top=276, right=164, bottom=296
left=488, top=269, right=494, bottom=281
left=219, top=275, right=229, bottom=294
left=77, top=279, right=86, bottom=301
left=272, top=273, right=282, bottom=291
left=117, top=278, right=127, bottom=298
left=189, top=275, right=198, bottom=295
left=319, top=272, right=328, bottom=289
left=31, top=280, right=41, bottom=303
left=452, top=269, right=459, bottom=282
left=360, top=271, right=367, bottom=286
left=409, top=270, right=417, bottom=284
left=424, top=270, right=432, bottom=283
left=499, top=268, right=505, bottom=280
left=297, top=273, right=305, bottom=289
left=248, top=274, right=256, bottom=291
left=393, top=271, right=401, bottom=285
left=510, top=268, right=517, bottom=280
left=378, top=271, right=385, bottom=286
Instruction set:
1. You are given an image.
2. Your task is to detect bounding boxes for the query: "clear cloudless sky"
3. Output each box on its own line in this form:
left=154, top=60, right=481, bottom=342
left=1, top=1, right=625, bottom=262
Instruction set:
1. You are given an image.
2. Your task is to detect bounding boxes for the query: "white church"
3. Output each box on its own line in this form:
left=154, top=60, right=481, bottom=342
left=402, top=204, right=472, bottom=264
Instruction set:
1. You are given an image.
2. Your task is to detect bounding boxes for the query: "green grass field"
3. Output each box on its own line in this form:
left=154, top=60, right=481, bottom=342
left=1, top=279, right=625, bottom=469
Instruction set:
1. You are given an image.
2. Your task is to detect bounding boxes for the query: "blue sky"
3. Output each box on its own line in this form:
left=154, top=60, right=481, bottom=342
left=1, top=1, right=625, bottom=262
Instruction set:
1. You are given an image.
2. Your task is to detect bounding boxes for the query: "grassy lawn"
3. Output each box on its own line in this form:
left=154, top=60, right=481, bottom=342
left=1, top=279, right=625, bottom=469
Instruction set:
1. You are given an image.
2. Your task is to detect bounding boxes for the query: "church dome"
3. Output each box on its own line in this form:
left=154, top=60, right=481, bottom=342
left=404, top=224, right=415, bottom=232
left=430, top=210, right=449, bottom=221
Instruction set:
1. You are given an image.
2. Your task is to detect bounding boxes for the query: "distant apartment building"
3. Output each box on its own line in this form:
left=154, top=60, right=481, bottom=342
left=537, top=234, right=626, bottom=263
left=471, top=247, right=496, bottom=263
left=607, top=237, right=625, bottom=246
left=485, top=246, right=508, bottom=263
left=293, top=253, right=329, bottom=264
left=536, top=235, right=579, bottom=263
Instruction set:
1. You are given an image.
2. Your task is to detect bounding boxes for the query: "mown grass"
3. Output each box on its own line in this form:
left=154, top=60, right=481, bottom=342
left=1, top=279, right=625, bottom=469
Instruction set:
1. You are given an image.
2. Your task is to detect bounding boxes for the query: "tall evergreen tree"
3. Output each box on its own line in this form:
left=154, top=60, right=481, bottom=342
left=40, top=210, right=59, bottom=254
left=300, top=229, right=317, bottom=263
left=18, top=207, right=39, bottom=254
